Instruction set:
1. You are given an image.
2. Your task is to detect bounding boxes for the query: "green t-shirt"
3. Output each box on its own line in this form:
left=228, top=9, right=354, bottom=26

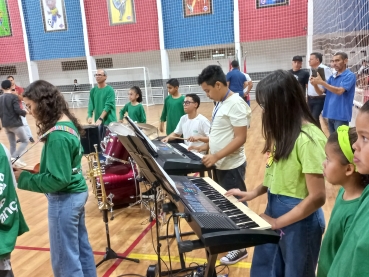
left=119, top=102, right=146, bottom=123
left=327, top=185, right=369, bottom=277
left=317, top=187, right=362, bottom=277
left=18, top=122, right=88, bottom=193
left=0, top=144, right=29, bottom=259
left=264, top=123, right=327, bottom=199
left=87, top=85, right=117, bottom=125
left=160, top=95, right=185, bottom=135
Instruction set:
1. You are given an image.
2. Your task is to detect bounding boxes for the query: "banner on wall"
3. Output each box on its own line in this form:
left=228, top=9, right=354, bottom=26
left=257, top=0, right=289, bottom=9
left=41, top=0, right=67, bottom=32
left=107, top=0, right=136, bottom=25
left=0, top=0, right=11, bottom=37
left=183, top=0, right=212, bottom=17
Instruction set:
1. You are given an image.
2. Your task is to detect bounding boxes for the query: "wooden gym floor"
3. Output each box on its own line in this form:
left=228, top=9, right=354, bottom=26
left=1, top=101, right=338, bottom=277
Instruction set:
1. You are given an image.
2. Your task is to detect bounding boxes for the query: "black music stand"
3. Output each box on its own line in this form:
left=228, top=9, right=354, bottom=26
left=122, top=117, right=199, bottom=275
left=114, top=127, right=199, bottom=277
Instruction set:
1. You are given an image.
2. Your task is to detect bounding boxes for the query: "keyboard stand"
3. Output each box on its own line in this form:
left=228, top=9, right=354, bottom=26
left=159, top=214, right=195, bottom=269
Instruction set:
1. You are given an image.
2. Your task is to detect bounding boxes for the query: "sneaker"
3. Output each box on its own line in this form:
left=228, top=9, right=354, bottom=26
left=11, top=158, right=27, bottom=168
left=29, top=137, right=35, bottom=143
left=219, top=249, right=248, bottom=265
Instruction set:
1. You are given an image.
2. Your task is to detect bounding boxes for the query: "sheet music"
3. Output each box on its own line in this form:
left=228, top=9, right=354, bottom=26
left=153, top=159, right=180, bottom=195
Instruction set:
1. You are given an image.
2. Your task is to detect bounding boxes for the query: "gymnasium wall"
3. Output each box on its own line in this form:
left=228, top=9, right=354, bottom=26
left=21, top=0, right=85, bottom=60
left=313, top=0, right=369, bottom=35
left=0, top=0, right=26, bottom=63
left=239, top=0, right=308, bottom=42
left=84, top=0, right=160, bottom=56
left=161, top=0, right=234, bottom=49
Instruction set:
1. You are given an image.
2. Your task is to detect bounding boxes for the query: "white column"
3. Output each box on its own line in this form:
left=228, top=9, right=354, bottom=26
left=17, top=0, right=39, bottom=83
left=306, top=0, right=313, bottom=68
left=79, top=0, right=96, bottom=88
left=234, top=0, right=241, bottom=62
left=156, top=0, right=170, bottom=79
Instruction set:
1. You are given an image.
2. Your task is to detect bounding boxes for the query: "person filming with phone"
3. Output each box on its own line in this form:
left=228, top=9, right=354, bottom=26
left=307, top=52, right=332, bottom=128
left=310, top=52, right=356, bottom=134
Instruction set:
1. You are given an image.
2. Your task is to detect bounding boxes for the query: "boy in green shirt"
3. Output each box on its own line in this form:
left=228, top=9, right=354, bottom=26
left=159, top=78, right=185, bottom=135
left=0, top=143, right=29, bottom=277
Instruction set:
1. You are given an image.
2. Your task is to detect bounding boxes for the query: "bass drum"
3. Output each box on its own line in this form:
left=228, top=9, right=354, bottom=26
left=100, top=163, right=138, bottom=206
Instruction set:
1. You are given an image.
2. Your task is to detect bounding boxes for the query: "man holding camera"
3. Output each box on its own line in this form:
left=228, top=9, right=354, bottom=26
left=310, top=52, right=356, bottom=134
left=307, top=53, right=333, bottom=128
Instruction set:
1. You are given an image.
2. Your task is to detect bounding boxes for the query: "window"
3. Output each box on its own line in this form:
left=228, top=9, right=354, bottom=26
left=96, top=58, right=113, bottom=69
left=180, top=51, right=197, bottom=62
left=0, top=66, right=16, bottom=75
left=61, top=60, right=88, bottom=71
left=212, top=48, right=226, bottom=59
left=180, top=47, right=236, bottom=62
left=198, top=50, right=212, bottom=60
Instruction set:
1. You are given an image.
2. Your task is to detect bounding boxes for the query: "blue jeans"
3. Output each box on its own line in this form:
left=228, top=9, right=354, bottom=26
left=47, top=191, right=97, bottom=277
left=251, top=191, right=325, bottom=277
left=327, top=119, right=349, bottom=134
left=307, top=96, right=325, bottom=128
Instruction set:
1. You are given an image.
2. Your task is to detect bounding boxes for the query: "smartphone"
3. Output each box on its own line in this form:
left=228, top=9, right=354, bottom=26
left=311, top=68, right=326, bottom=81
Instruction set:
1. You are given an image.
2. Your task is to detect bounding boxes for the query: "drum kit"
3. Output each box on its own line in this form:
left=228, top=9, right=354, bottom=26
left=82, top=122, right=159, bottom=208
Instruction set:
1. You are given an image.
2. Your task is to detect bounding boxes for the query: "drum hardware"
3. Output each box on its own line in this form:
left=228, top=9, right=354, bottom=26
left=86, top=144, right=139, bottom=267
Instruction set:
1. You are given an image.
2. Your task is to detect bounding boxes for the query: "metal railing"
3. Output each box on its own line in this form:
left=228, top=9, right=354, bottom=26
left=61, top=82, right=259, bottom=108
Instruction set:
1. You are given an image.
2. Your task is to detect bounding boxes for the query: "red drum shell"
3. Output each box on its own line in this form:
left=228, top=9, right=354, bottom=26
left=99, top=164, right=137, bottom=206
left=103, top=134, right=130, bottom=162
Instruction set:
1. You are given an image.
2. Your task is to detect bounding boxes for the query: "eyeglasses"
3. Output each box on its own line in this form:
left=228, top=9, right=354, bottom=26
left=183, top=101, right=195, bottom=106
left=94, top=74, right=105, bottom=77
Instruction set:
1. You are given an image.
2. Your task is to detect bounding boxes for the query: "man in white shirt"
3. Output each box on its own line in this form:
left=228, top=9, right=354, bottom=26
left=161, top=93, right=210, bottom=150
left=242, top=71, right=253, bottom=106
left=307, top=52, right=333, bottom=128
left=190, top=65, right=252, bottom=265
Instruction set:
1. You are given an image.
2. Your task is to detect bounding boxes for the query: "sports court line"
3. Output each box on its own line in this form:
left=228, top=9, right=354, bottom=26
left=127, top=253, right=251, bottom=269
left=102, top=219, right=156, bottom=277
left=15, top=245, right=115, bottom=256
left=14, top=220, right=156, bottom=276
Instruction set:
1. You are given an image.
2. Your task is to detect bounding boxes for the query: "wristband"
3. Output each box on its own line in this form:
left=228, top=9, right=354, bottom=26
left=99, top=117, right=103, bottom=121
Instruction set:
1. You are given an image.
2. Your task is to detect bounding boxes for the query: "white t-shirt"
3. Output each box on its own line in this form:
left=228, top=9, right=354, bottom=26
left=209, top=93, right=251, bottom=170
left=308, top=64, right=333, bottom=96
left=173, top=114, right=210, bottom=148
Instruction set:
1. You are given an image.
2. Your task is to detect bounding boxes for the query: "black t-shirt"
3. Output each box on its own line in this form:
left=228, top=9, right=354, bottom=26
left=288, top=69, right=309, bottom=89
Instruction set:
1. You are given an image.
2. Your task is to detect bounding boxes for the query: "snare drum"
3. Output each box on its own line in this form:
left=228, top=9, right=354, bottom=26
left=101, top=133, right=130, bottom=163
left=101, top=123, right=135, bottom=163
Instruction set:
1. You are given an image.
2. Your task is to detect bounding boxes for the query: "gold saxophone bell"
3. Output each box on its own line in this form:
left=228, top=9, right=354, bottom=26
left=86, top=144, right=113, bottom=211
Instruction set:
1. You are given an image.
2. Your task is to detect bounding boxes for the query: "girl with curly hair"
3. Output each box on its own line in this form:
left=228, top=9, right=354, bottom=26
left=13, top=80, right=97, bottom=277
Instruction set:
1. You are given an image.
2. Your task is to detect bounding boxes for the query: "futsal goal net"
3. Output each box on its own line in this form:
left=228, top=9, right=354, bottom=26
left=91, top=67, right=154, bottom=107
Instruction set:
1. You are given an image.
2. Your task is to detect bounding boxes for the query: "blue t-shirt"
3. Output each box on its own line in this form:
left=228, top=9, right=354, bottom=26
left=226, top=69, right=247, bottom=97
left=322, top=69, right=356, bottom=122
